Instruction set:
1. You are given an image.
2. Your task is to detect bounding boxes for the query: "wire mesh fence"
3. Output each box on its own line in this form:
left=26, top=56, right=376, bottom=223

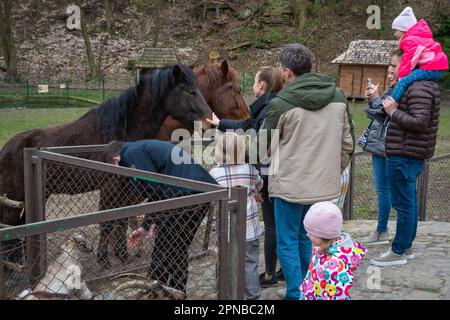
left=423, top=154, right=450, bottom=222
left=345, top=152, right=450, bottom=222
left=0, top=146, right=247, bottom=300
left=0, top=78, right=132, bottom=109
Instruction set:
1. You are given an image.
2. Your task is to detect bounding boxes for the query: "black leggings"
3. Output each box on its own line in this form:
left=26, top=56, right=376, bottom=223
left=147, top=204, right=208, bottom=293
left=261, top=176, right=277, bottom=275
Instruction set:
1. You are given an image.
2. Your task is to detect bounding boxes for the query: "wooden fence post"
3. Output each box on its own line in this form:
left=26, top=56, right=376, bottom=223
left=24, top=148, right=46, bottom=282
left=228, top=187, right=246, bottom=300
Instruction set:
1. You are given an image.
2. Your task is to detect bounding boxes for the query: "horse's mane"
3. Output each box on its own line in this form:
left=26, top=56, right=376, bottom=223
left=96, top=64, right=196, bottom=141
left=194, top=63, right=237, bottom=89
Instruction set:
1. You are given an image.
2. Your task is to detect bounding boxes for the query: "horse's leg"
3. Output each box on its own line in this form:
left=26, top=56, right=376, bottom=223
left=113, top=218, right=130, bottom=264
left=167, top=204, right=208, bottom=293
left=0, top=206, right=25, bottom=264
left=97, top=221, right=112, bottom=270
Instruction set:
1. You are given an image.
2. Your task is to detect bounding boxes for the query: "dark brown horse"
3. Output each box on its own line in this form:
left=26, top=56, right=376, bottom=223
left=0, top=64, right=212, bottom=263
left=154, top=60, right=250, bottom=140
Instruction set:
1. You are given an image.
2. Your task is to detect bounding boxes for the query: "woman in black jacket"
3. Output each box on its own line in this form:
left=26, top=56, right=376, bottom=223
left=207, top=66, right=284, bottom=287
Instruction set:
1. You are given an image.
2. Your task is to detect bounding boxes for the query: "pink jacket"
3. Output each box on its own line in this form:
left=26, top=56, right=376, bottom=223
left=300, top=233, right=367, bottom=300
left=398, top=19, right=448, bottom=78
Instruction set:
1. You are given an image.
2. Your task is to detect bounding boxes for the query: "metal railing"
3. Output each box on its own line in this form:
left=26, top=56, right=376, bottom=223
left=343, top=152, right=450, bottom=222
left=0, top=145, right=247, bottom=300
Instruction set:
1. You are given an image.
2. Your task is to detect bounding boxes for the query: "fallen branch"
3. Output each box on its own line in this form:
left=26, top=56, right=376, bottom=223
left=0, top=195, right=24, bottom=209
left=3, top=261, right=26, bottom=273
left=227, top=41, right=252, bottom=51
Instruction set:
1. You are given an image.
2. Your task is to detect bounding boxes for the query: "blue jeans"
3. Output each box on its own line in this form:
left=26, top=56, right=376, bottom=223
left=372, top=155, right=392, bottom=232
left=386, top=155, right=424, bottom=255
left=273, top=198, right=312, bottom=300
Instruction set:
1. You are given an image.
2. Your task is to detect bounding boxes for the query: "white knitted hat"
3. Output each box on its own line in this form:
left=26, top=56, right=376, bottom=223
left=392, top=7, right=417, bottom=32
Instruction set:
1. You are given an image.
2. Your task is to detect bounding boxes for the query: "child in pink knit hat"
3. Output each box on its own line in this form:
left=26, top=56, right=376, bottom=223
left=300, top=202, right=367, bottom=300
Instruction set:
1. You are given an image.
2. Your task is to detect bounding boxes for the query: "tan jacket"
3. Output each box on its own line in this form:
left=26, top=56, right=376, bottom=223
left=263, top=73, right=354, bottom=204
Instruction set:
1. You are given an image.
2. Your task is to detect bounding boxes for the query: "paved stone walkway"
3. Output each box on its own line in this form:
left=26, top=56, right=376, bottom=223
left=259, top=220, right=450, bottom=300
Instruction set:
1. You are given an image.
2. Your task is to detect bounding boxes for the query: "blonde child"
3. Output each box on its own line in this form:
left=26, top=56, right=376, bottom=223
left=209, top=132, right=263, bottom=300
left=301, top=202, right=367, bottom=300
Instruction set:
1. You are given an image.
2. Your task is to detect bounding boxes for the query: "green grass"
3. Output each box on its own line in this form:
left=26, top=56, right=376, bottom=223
left=0, top=108, right=92, bottom=147
left=0, top=100, right=449, bottom=156
left=350, top=102, right=450, bottom=156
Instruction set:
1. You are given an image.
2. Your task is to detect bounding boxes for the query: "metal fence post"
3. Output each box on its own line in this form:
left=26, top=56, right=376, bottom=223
left=24, top=148, right=46, bottom=282
left=343, top=154, right=355, bottom=220
left=417, top=160, right=429, bottom=222
left=25, top=80, right=29, bottom=104
left=228, top=187, right=246, bottom=300
left=102, top=78, right=106, bottom=101
left=66, top=80, right=69, bottom=107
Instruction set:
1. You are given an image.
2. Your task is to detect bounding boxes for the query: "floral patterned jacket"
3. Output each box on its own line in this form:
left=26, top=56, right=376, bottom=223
left=300, top=233, right=367, bottom=300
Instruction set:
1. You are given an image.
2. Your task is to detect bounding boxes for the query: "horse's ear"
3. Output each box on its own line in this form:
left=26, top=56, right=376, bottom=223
left=172, top=64, right=183, bottom=83
left=221, top=60, right=229, bottom=77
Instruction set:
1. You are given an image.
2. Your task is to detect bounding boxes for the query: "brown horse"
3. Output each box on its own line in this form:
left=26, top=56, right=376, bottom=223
left=0, top=64, right=212, bottom=263
left=154, top=60, right=250, bottom=140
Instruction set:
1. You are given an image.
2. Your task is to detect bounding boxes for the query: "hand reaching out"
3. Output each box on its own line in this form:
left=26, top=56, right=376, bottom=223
left=206, top=112, right=220, bottom=127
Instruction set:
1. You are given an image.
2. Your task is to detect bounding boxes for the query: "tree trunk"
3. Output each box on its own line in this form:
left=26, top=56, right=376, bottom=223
left=290, top=0, right=308, bottom=34
left=75, top=0, right=97, bottom=80
left=0, top=0, right=17, bottom=81
left=152, top=0, right=161, bottom=47
left=104, top=0, right=112, bottom=33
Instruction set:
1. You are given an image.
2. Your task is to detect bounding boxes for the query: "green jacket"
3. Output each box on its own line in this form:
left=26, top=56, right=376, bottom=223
left=265, top=73, right=355, bottom=151
left=262, top=72, right=355, bottom=204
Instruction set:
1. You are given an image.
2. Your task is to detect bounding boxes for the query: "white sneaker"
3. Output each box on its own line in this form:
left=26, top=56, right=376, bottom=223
left=370, top=249, right=408, bottom=267
left=364, top=231, right=390, bottom=245
left=404, top=248, right=415, bottom=259
left=277, top=288, right=286, bottom=299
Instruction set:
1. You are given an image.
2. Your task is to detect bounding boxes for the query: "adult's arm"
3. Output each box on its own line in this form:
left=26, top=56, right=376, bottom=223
left=218, top=117, right=256, bottom=132
left=341, top=108, right=354, bottom=169
left=389, top=82, right=434, bottom=133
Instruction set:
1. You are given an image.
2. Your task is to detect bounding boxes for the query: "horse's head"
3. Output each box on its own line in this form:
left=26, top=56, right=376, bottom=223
left=194, top=60, right=250, bottom=121
left=96, top=64, right=213, bottom=142
left=161, top=64, right=212, bottom=130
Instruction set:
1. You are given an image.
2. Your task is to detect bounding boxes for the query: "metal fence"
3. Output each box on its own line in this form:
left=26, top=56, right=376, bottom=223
left=343, top=152, right=450, bottom=222
left=0, top=145, right=247, bottom=300
left=0, top=78, right=132, bottom=108
left=1, top=73, right=256, bottom=109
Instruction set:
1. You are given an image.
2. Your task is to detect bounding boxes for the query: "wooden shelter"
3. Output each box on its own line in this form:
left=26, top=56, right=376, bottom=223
left=332, top=40, right=398, bottom=98
left=135, top=48, right=179, bottom=81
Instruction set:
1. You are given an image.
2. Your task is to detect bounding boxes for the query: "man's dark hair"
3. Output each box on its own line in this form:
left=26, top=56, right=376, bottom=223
left=104, top=140, right=125, bottom=164
left=280, top=43, right=313, bottom=77
left=391, top=48, right=404, bottom=57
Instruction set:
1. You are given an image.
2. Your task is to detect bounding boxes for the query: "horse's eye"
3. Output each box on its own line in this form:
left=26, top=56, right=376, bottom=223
left=186, top=89, right=195, bottom=96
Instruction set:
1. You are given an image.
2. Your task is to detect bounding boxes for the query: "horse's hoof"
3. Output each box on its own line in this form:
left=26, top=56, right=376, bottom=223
left=99, top=260, right=112, bottom=271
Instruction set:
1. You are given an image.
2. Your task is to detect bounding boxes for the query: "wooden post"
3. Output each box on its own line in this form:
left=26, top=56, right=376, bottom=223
left=24, top=148, right=46, bottom=282
left=228, top=187, right=246, bottom=300
left=417, top=160, right=429, bottom=222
